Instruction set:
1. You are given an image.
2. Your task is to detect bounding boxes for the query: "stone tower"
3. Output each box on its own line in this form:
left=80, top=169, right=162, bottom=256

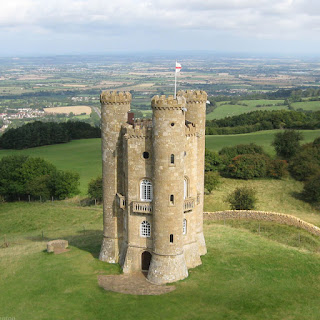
left=99, top=90, right=207, bottom=285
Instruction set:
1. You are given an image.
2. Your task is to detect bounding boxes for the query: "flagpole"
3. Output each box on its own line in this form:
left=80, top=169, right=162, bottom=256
left=174, top=61, right=177, bottom=99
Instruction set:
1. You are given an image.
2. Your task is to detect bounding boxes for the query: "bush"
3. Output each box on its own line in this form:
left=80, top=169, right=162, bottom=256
left=204, top=171, right=221, bottom=194
left=267, top=159, right=289, bottom=179
left=302, top=174, right=320, bottom=203
left=227, top=187, right=257, bottom=210
left=272, top=130, right=303, bottom=159
left=219, top=143, right=266, bottom=163
left=88, top=176, right=103, bottom=201
left=226, top=154, right=268, bottom=179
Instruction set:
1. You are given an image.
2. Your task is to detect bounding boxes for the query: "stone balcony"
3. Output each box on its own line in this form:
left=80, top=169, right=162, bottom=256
left=132, top=201, right=153, bottom=214
left=184, top=197, right=195, bottom=212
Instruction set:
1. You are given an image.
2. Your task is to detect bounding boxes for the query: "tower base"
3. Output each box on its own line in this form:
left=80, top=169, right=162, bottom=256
left=183, top=241, right=202, bottom=269
left=197, top=232, right=207, bottom=256
left=147, top=252, right=188, bottom=285
left=99, top=237, right=119, bottom=263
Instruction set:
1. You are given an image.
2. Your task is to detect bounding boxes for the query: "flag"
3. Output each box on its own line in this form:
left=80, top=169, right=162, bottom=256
left=176, top=61, right=182, bottom=73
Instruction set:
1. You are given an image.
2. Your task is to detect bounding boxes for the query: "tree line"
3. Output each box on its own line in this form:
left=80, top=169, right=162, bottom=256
left=0, top=121, right=101, bottom=149
left=206, top=110, right=320, bottom=135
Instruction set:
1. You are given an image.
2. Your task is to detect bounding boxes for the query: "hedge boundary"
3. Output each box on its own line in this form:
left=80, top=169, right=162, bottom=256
left=204, top=210, right=320, bottom=237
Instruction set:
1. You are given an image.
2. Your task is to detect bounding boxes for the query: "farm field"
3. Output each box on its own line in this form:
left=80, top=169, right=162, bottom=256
left=1, top=201, right=320, bottom=320
left=206, top=99, right=287, bottom=120
left=291, top=100, right=320, bottom=111
left=43, top=106, right=92, bottom=115
left=205, top=129, right=320, bottom=155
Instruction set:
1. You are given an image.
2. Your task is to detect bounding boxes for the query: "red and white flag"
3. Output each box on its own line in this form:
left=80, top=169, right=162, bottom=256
left=176, top=61, right=182, bottom=73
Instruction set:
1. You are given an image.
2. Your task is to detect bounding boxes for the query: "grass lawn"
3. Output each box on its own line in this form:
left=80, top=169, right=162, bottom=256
left=1, top=202, right=320, bottom=320
left=206, top=99, right=286, bottom=120
left=205, top=129, right=320, bottom=155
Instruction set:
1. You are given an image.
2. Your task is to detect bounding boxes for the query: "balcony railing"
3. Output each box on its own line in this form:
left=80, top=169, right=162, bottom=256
left=132, top=201, right=153, bottom=214
left=184, top=198, right=195, bottom=212
left=116, top=193, right=126, bottom=209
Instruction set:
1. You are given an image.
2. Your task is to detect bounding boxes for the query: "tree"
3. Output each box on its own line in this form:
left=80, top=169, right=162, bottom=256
left=204, top=172, right=221, bottom=194
left=272, top=130, right=303, bottom=159
left=88, top=176, right=103, bottom=201
left=49, top=170, right=80, bottom=200
left=205, top=149, right=222, bottom=172
left=226, top=187, right=257, bottom=210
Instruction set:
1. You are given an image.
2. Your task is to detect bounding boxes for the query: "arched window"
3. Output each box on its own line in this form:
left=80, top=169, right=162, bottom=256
left=184, top=177, right=188, bottom=200
left=170, top=154, right=175, bottom=164
left=183, top=219, right=187, bottom=235
left=140, top=221, right=151, bottom=238
left=140, top=179, right=153, bottom=202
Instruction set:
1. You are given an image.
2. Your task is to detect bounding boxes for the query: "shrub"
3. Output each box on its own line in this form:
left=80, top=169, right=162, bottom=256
left=88, top=176, right=103, bottom=201
left=272, top=129, right=303, bottom=159
left=226, top=187, right=257, bottom=210
left=204, top=171, right=221, bottom=194
left=267, top=159, right=289, bottom=179
left=226, top=154, right=268, bottom=179
left=302, top=174, right=320, bottom=203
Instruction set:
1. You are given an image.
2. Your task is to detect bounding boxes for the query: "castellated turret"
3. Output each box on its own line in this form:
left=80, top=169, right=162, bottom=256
left=99, top=90, right=207, bottom=285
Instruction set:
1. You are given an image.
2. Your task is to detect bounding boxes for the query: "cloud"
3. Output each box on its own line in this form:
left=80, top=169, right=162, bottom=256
left=1, top=0, right=320, bottom=54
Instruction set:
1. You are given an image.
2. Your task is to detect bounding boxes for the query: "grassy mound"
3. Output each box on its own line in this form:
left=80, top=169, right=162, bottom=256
left=1, top=202, right=320, bottom=319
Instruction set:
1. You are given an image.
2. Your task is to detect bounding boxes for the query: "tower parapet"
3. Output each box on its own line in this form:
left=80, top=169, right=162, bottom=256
left=100, top=91, right=132, bottom=105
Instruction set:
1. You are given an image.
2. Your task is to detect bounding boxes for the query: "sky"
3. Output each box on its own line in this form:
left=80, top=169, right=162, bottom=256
left=1, top=0, right=320, bottom=56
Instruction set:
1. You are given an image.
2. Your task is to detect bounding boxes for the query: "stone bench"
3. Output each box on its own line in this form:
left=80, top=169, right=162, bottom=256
left=47, top=240, right=69, bottom=253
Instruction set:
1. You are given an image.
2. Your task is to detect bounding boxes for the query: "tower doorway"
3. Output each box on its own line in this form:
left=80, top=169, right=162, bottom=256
left=141, top=251, right=152, bottom=272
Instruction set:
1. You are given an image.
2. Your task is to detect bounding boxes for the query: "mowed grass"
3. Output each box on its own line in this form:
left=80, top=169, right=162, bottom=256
left=0, top=138, right=102, bottom=194
left=1, top=202, right=320, bottom=320
left=206, top=99, right=286, bottom=120
left=205, top=129, right=320, bottom=155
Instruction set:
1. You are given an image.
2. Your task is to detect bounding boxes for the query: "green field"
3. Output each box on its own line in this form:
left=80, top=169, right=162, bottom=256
left=0, top=139, right=102, bottom=194
left=206, top=99, right=287, bottom=120
left=0, top=129, right=319, bottom=194
left=291, top=100, right=320, bottom=111
left=1, top=201, right=320, bottom=320
left=205, top=129, right=320, bottom=155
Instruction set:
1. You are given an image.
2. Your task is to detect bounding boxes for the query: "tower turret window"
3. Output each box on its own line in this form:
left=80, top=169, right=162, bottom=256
left=183, top=219, right=187, bottom=235
left=184, top=177, right=188, bottom=200
left=143, top=152, right=149, bottom=159
left=140, top=179, right=153, bottom=202
left=140, top=221, right=151, bottom=238
left=170, top=194, right=174, bottom=205
left=170, top=154, right=175, bottom=164
left=170, top=234, right=174, bottom=243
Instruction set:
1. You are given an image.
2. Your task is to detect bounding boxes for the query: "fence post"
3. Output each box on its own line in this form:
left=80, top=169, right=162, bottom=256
left=28, top=195, right=31, bottom=202
left=95, top=199, right=97, bottom=206
left=52, top=196, right=54, bottom=203
left=258, top=222, right=260, bottom=235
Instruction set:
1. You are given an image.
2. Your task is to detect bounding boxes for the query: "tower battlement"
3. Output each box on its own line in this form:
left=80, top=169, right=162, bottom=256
left=100, top=91, right=132, bottom=105
left=151, top=94, right=186, bottom=110
left=178, top=90, right=207, bottom=103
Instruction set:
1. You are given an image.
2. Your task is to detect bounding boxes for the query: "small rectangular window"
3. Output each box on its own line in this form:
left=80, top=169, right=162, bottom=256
left=170, top=234, right=173, bottom=243
left=170, top=154, right=174, bottom=164
left=170, top=194, right=174, bottom=205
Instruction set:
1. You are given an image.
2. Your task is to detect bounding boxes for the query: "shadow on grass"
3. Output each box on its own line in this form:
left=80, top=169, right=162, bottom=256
left=26, top=229, right=103, bottom=259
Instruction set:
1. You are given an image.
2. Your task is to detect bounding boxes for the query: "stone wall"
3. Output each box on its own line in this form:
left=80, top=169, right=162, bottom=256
left=204, top=211, right=320, bottom=237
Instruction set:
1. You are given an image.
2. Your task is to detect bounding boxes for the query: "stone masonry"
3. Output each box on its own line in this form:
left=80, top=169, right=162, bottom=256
left=99, top=90, right=207, bottom=285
